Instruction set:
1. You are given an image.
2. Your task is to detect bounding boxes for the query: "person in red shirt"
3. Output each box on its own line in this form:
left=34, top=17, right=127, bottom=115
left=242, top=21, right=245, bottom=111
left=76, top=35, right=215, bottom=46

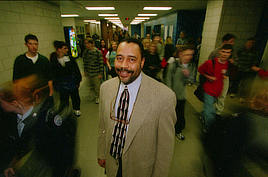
left=99, top=39, right=108, bottom=81
left=252, top=66, right=268, bottom=79
left=198, top=44, right=233, bottom=133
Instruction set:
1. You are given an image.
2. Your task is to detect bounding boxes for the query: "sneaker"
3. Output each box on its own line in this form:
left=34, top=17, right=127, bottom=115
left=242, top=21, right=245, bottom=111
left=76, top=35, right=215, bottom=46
left=74, top=110, right=81, bottom=116
left=199, top=115, right=205, bottom=124
left=95, top=98, right=99, bottom=104
left=176, top=133, right=185, bottom=140
left=230, top=93, right=236, bottom=98
left=203, top=128, right=209, bottom=134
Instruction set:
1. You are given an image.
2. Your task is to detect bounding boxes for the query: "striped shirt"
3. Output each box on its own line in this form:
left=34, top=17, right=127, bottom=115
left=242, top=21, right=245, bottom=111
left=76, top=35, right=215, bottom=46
left=83, top=48, right=104, bottom=77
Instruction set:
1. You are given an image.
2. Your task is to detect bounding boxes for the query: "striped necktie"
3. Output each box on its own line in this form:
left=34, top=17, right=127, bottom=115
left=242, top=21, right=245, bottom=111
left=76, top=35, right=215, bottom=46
left=110, top=86, right=129, bottom=159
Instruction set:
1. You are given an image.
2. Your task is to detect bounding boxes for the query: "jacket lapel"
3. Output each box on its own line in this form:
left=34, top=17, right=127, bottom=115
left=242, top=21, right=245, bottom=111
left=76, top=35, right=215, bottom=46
left=123, top=73, right=151, bottom=155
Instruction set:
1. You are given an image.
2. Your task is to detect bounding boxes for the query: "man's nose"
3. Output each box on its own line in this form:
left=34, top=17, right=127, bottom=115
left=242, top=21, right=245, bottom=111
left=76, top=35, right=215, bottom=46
left=121, top=60, right=128, bottom=68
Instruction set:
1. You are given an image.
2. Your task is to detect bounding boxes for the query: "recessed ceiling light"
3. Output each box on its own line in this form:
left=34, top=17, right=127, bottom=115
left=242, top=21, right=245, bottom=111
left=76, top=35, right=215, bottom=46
left=132, top=20, right=145, bottom=22
left=135, top=17, right=150, bottom=19
left=109, top=20, right=121, bottom=22
left=104, top=17, right=120, bottom=20
left=138, top=14, right=157, bottom=16
left=61, top=14, right=79, bottom=17
left=86, top=7, right=115, bottom=10
left=143, top=7, right=172, bottom=10
left=84, top=20, right=96, bottom=22
left=98, top=14, right=118, bottom=16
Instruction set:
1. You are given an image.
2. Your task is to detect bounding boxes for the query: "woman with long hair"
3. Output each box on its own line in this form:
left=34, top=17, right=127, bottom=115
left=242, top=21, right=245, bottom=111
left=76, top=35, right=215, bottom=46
left=99, top=39, right=108, bottom=81
left=106, top=40, right=118, bottom=78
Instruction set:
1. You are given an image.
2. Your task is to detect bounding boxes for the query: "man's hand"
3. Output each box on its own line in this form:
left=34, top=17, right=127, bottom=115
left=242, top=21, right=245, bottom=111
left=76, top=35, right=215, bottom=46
left=4, top=168, right=16, bottom=177
left=252, top=66, right=261, bottom=72
left=229, top=58, right=234, bottom=64
left=98, top=158, right=106, bottom=168
left=206, top=75, right=217, bottom=83
left=182, top=69, right=190, bottom=77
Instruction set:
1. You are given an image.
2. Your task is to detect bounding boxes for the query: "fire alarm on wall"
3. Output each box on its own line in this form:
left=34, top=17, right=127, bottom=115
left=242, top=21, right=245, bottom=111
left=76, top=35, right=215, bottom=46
left=125, top=18, right=129, bottom=20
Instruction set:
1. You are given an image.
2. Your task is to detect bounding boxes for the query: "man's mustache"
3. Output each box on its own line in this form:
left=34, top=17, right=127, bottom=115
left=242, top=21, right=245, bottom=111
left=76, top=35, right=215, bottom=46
left=116, top=68, right=134, bottom=74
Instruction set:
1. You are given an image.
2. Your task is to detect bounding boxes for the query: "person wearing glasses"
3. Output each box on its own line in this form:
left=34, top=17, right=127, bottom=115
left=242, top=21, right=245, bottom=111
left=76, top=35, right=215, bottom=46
left=97, top=38, right=176, bottom=177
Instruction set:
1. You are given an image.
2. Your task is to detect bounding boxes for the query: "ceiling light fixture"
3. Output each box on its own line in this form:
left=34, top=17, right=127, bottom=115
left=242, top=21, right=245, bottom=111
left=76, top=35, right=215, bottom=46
left=135, top=17, right=150, bottom=19
left=86, top=7, right=115, bottom=10
left=61, top=14, right=79, bottom=17
left=143, top=7, right=172, bottom=10
left=138, top=14, right=157, bottom=16
left=98, top=14, right=118, bottom=16
left=84, top=20, right=96, bottom=22
left=104, top=17, right=120, bottom=20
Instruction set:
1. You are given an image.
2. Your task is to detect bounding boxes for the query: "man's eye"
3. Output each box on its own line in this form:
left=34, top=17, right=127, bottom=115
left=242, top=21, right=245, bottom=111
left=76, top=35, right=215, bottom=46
left=129, top=58, right=135, bottom=62
left=117, top=57, right=123, bottom=61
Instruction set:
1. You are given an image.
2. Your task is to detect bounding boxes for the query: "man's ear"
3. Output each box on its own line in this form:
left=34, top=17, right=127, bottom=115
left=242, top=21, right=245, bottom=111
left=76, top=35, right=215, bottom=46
left=141, top=57, right=145, bottom=69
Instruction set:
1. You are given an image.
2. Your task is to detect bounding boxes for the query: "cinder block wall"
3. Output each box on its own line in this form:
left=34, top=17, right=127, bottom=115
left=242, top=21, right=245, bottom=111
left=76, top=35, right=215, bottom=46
left=0, top=1, right=64, bottom=87
left=199, top=0, right=265, bottom=67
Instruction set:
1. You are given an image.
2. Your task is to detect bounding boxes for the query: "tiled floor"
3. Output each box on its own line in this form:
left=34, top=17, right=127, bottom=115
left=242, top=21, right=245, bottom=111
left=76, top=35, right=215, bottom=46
left=74, top=58, right=268, bottom=177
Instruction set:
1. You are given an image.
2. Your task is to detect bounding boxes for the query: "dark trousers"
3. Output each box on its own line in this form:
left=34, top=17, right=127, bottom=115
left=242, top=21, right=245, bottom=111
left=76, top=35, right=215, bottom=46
left=59, top=88, right=81, bottom=112
left=175, top=100, right=186, bottom=134
left=230, top=71, right=256, bottom=97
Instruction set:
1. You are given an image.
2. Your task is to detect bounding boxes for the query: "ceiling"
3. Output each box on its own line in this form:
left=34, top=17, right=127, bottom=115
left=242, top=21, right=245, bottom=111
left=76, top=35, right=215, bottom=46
left=49, top=0, right=208, bottom=26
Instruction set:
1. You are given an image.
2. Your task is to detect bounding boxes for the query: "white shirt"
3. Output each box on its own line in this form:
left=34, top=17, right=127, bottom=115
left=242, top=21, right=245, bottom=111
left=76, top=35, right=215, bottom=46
left=114, top=73, right=142, bottom=134
left=58, top=56, right=70, bottom=67
left=26, top=53, right=38, bottom=63
left=17, top=106, right=34, bottom=137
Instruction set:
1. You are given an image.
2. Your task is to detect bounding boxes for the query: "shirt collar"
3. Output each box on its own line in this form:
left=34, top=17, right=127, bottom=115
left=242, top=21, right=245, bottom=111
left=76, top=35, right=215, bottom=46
left=119, top=72, right=142, bottom=94
left=17, top=106, right=34, bottom=122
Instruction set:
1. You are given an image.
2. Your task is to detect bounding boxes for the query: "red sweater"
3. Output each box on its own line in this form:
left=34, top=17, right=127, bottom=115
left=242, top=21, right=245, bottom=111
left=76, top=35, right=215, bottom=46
left=258, top=69, right=268, bottom=79
left=198, top=58, right=229, bottom=97
left=99, top=47, right=108, bottom=64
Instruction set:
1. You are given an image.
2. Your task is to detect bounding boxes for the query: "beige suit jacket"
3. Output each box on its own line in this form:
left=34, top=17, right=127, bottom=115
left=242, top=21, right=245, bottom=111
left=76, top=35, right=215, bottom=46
left=97, top=73, right=176, bottom=177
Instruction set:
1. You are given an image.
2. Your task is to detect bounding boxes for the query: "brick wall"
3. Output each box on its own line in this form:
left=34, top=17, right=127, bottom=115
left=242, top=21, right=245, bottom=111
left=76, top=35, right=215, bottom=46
left=0, top=1, right=64, bottom=86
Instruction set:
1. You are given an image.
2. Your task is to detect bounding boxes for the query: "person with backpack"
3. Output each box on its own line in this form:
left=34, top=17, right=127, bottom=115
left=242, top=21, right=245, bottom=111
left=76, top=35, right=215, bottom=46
left=166, top=45, right=195, bottom=140
left=198, top=44, right=232, bottom=133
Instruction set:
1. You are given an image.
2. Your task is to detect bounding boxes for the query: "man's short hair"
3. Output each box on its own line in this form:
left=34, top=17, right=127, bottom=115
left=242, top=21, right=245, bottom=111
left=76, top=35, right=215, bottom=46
left=54, top=41, right=68, bottom=49
left=220, top=44, right=233, bottom=51
left=85, top=38, right=94, bottom=44
left=174, top=45, right=195, bottom=57
left=25, top=34, right=38, bottom=43
left=120, top=37, right=145, bottom=58
left=222, top=33, right=236, bottom=42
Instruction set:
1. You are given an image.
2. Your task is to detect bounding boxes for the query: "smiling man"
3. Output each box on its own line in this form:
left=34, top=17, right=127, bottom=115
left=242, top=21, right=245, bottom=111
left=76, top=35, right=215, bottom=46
left=97, top=37, right=176, bottom=177
left=13, top=34, right=53, bottom=96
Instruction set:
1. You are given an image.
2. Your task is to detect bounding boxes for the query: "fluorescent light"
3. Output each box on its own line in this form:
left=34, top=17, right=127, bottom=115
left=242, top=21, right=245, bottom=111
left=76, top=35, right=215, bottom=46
left=138, top=14, right=157, bottom=16
left=86, top=7, right=115, bottom=10
left=98, top=14, right=118, bottom=16
left=84, top=20, right=96, bottom=22
left=61, top=14, right=79, bottom=17
left=132, top=20, right=145, bottom=22
left=135, top=17, right=150, bottom=19
left=143, top=7, right=172, bottom=10
left=111, top=22, right=122, bottom=24
left=109, top=20, right=121, bottom=22
left=104, top=17, right=120, bottom=20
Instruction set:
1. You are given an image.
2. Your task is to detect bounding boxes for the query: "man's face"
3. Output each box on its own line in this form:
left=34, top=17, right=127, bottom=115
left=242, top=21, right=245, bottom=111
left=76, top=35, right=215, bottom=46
left=101, top=41, right=106, bottom=47
left=149, top=43, right=157, bottom=53
left=219, top=49, right=232, bottom=62
left=225, top=38, right=235, bottom=45
left=146, top=34, right=150, bottom=39
left=25, top=39, right=38, bottom=54
left=114, top=42, right=145, bottom=85
left=85, top=42, right=94, bottom=50
left=180, top=32, right=185, bottom=39
left=153, top=36, right=160, bottom=42
left=245, top=40, right=255, bottom=50
left=112, top=42, right=117, bottom=51
left=180, top=49, right=194, bottom=64
left=59, top=46, right=69, bottom=56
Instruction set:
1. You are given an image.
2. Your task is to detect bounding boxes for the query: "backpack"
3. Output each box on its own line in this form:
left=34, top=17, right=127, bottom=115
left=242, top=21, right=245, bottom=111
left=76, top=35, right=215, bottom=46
left=194, top=59, right=215, bottom=102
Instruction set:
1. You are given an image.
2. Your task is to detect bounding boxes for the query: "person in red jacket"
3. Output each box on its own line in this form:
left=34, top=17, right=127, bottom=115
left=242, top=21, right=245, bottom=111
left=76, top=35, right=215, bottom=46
left=198, top=44, right=233, bottom=133
left=252, top=66, right=268, bottom=79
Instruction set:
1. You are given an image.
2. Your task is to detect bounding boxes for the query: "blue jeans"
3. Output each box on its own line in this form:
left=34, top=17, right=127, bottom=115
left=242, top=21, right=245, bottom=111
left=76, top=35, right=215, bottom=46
left=201, top=93, right=216, bottom=130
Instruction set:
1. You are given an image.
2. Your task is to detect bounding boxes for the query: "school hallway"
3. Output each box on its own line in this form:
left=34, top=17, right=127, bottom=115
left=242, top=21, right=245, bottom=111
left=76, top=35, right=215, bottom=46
left=74, top=58, right=268, bottom=177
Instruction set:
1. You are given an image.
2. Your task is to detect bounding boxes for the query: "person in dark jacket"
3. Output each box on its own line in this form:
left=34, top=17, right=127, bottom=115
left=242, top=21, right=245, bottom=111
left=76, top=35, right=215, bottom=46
left=50, top=41, right=82, bottom=116
left=1, top=75, right=77, bottom=177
